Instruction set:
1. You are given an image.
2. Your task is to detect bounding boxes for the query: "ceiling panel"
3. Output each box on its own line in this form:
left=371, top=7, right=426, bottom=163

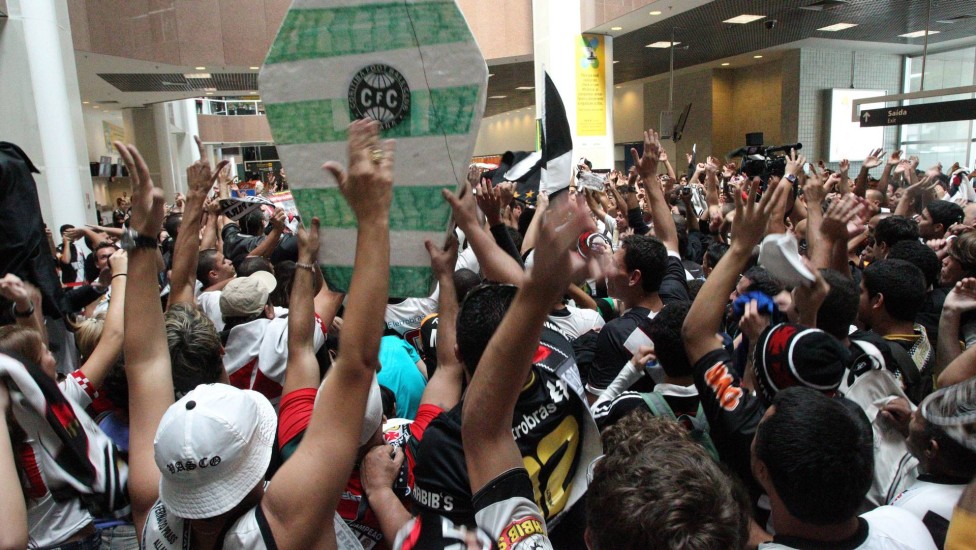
left=98, top=72, right=258, bottom=93
left=609, top=0, right=976, bottom=83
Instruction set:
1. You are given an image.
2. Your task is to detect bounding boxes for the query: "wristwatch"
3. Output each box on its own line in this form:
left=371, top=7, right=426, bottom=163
left=120, top=228, right=158, bottom=251
left=11, top=300, right=34, bottom=318
left=784, top=174, right=798, bottom=184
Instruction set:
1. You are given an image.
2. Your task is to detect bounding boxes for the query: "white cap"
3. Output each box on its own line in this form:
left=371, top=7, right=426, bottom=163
left=154, top=384, right=276, bottom=519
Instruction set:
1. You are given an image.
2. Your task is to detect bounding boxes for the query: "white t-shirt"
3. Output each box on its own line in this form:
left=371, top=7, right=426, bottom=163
left=384, top=295, right=438, bottom=341
left=759, top=506, right=937, bottom=549
left=223, top=311, right=326, bottom=405
left=546, top=305, right=605, bottom=341
left=196, top=290, right=224, bottom=332
left=889, top=476, right=964, bottom=547
left=142, top=500, right=362, bottom=549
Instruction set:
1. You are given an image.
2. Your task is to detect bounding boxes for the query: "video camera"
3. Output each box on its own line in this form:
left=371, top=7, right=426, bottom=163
left=729, top=143, right=803, bottom=183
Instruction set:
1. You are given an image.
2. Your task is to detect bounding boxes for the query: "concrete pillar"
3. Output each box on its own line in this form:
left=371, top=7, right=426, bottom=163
left=124, top=99, right=201, bottom=201
left=0, top=0, right=96, bottom=228
left=531, top=0, right=615, bottom=169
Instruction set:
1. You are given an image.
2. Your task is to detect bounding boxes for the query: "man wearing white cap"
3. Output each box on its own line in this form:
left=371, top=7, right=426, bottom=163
left=120, top=118, right=396, bottom=548
left=220, top=269, right=326, bottom=404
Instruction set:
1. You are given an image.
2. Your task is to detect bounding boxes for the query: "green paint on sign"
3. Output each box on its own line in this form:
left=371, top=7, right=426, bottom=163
left=293, top=186, right=452, bottom=231
left=325, top=265, right=434, bottom=298
left=266, top=2, right=470, bottom=64
left=265, top=86, right=479, bottom=145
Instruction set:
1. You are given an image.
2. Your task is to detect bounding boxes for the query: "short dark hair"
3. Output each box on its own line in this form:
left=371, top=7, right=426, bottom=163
left=589, top=414, right=749, bottom=549
left=744, top=266, right=783, bottom=297
left=452, top=268, right=482, bottom=304
left=163, top=213, right=182, bottom=239
left=456, top=284, right=517, bottom=373
left=686, top=279, right=704, bottom=301
left=705, top=241, right=730, bottom=268
left=817, top=269, right=858, bottom=340
left=646, top=302, right=692, bottom=378
left=874, top=216, right=919, bottom=248
left=888, top=240, right=940, bottom=288
left=238, top=256, right=274, bottom=278
left=59, top=224, right=74, bottom=235
left=926, top=201, right=965, bottom=231
left=197, top=249, right=219, bottom=285
left=240, top=210, right=265, bottom=236
left=755, top=388, right=873, bottom=525
left=922, top=419, right=976, bottom=479
left=862, top=259, right=927, bottom=322
left=621, top=235, right=669, bottom=293
left=269, top=261, right=296, bottom=308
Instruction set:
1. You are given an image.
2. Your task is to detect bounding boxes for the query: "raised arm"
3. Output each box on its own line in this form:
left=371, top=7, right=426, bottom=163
left=520, top=191, right=548, bottom=254
left=634, top=128, right=679, bottom=252
left=168, top=137, right=228, bottom=309
left=837, top=159, right=851, bottom=195
left=682, top=179, right=789, bottom=364
left=463, top=193, right=594, bottom=494
left=0, top=383, right=28, bottom=550
left=75, top=249, right=127, bottom=389
left=262, top=119, right=393, bottom=550
left=445, top=175, right=525, bottom=285
left=878, top=150, right=900, bottom=194
left=935, top=278, right=976, bottom=377
left=246, top=207, right=286, bottom=259
left=280, top=220, right=323, bottom=397
left=0, top=274, right=46, bottom=345
left=659, top=149, right=677, bottom=181
left=418, top=236, right=464, bottom=410
left=114, top=141, right=174, bottom=535
left=854, top=149, right=884, bottom=197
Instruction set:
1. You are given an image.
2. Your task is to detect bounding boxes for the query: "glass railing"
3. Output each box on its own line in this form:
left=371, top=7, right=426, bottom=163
left=197, top=98, right=265, bottom=116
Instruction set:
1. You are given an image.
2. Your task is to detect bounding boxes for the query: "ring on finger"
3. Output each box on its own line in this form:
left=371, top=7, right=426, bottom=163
left=369, top=147, right=384, bottom=164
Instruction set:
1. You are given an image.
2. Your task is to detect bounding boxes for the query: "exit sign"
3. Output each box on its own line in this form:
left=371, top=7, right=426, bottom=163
left=859, top=98, right=976, bottom=127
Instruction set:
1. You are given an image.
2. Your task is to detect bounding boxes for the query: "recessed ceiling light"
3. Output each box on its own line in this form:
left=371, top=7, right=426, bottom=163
left=754, top=55, right=763, bottom=59
left=205, top=92, right=214, bottom=95
left=489, top=95, right=507, bottom=99
left=488, top=73, right=494, bottom=77
left=818, top=23, right=858, bottom=31
left=82, top=101, right=90, bottom=104
left=899, top=30, right=940, bottom=38
left=721, top=62, right=730, bottom=66
left=195, top=66, right=206, bottom=70
left=93, top=105, right=100, bottom=109
left=249, top=66, right=260, bottom=70
left=613, top=60, right=620, bottom=64
left=515, top=86, right=534, bottom=90
left=184, top=72, right=211, bottom=79
left=723, top=14, right=765, bottom=24
left=611, top=26, right=623, bottom=31
left=649, top=11, right=662, bottom=16
left=910, top=73, right=922, bottom=78
left=647, top=41, right=681, bottom=48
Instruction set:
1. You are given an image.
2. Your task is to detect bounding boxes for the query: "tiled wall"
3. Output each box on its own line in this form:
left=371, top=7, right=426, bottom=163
left=794, top=48, right=903, bottom=166
left=643, top=68, right=714, bottom=159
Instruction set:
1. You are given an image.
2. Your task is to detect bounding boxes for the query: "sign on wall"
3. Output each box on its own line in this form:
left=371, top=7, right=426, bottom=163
left=102, top=121, right=125, bottom=153
left=828, top=89, right=885, bottom=162
left=859, top=98, right=976, bottom=127
left=576, top=34, right=606, bottom=137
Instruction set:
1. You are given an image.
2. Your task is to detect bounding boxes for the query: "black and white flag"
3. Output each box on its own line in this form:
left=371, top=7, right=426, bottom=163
left=540, top=72, right=573, bottom=195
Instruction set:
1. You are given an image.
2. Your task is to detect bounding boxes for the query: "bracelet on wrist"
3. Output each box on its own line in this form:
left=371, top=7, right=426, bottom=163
left=112, top=273, right=128, bottom=280
left=11, top=301, right=34, bottom=318
left=295, top=262, right=317, bottom=272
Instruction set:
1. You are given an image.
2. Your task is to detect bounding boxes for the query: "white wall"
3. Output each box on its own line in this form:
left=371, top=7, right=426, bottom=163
left=473, top=109, right=538, bottom=156
left=83, top=107, right=126, bottom=162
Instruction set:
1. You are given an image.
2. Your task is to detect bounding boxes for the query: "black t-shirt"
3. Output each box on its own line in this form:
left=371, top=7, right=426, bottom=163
left=592, top=386, right=701, bottom=430
left=221, top=224, right=298, bottom=270
left=916, top=287, right=949, bottom=345
left=586, top=255, right=689, bottom=395
left=691, top=347, right=766, bottom=497
left=417, top=313, right=439, bottom=375
left=55, top=243, right=79, bottom=284
left=409, top=365, right=590, bottom=526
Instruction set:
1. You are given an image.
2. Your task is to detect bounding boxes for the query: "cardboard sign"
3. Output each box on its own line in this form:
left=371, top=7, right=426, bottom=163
left=219, top=195, right=274, bottom=221
left=260, top=0, right=488, bottom=297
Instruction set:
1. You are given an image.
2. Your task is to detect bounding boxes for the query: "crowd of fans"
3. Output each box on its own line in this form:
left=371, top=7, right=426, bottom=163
left=1, top=121, right=975, bottom=550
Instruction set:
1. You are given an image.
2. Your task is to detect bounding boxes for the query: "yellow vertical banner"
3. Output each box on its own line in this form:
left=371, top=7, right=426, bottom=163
left=576, top=34, right=606, bottom=137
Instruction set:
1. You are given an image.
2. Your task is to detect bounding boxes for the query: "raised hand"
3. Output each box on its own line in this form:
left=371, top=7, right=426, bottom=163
left=658, top=149, right=669, bottom=163
left=631, top=128, right=662, bottom=180
left=739, top=299, right=771, bottom=343
left=187, top=136, right=230, bottom=196
left=466, top=164, right=482, bottom=188
left=732, top=177, right=789, bottom=249
left=475, top=181, right=503, bottom=226
left=887, top=150, right=903, bottom=166
left=425, top=235, right=459, bottom=279
left=269, top=207, right=287, bottom=232
left=863, top=148, right=885, bottom=169
left=526, top=194, right=596, bottom=298
left=785, top=148, right=807, bottom=177
left=805, top=174, right=827, bottom=206
left=442, top=180, right=479, bottom=231
left=115, top=141, right=166, bottom=237
left=0, top=274, right=31, bottom=308
left=296, top=216, right=320, bottom=264
left=108, top=248, right=128, bottom=276
left=323, top=119, right=395, bottom=223
left=838, top=159, right=851, bottom=174
left=944, top=277, right=976, bottom=314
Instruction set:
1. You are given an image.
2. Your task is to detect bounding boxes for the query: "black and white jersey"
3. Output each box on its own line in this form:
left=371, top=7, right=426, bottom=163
left=473, top=469, right=553, bottom=550
left=890, top=475, right=965, bottom=548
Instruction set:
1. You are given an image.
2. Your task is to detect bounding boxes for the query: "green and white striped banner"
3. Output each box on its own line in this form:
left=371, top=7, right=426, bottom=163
left=260, top=0, right=488, bottom=297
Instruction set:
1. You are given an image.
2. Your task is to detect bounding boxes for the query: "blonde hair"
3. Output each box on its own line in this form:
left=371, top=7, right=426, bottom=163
left=0, top=325, right=46, bottom=365
left=73, top=313, right=106, bottom=362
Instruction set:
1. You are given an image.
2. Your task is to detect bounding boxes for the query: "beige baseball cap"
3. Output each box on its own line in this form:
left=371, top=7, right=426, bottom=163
left=219, top=271, right=277, bottom=319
